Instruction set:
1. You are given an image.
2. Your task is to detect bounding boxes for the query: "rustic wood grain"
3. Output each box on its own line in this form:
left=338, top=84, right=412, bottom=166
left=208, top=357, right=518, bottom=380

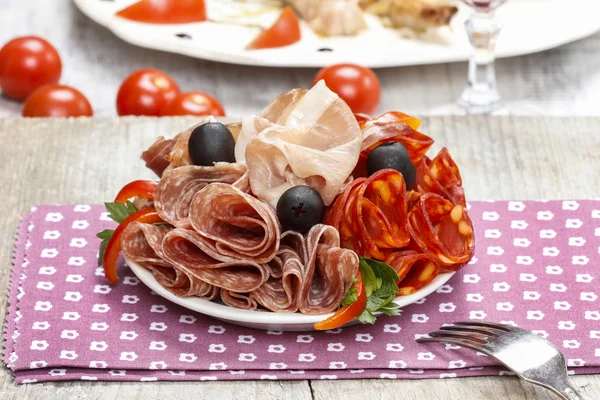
left=2, top=0, right=600, bottom=118
left=1, top=116, right=599, bottom=399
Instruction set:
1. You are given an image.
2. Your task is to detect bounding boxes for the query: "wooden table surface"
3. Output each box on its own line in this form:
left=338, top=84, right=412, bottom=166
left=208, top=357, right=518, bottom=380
left=0, top=116, right=599, bottom=399
left=2, top=0, right=600, bottom=118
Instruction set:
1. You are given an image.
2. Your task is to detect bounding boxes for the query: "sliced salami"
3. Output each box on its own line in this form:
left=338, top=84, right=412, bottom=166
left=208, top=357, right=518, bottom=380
left=407, top=193, right=475, bottom=270
left=297, top=225, right=359, bottom=315
left=189, top=183, right=280, bottom=263
left=141, top=136, right=175, bottom=177
left=121, top=222, right=219, bottom=299
left=154, top=163, right=249, bottom=228
left=415, top=147, right=466, bottom=207
left=385, top=250, right=440, bottom=296
left=221, top=290, right=258, bottom=310
left=162, top=228, right=270, bottom=293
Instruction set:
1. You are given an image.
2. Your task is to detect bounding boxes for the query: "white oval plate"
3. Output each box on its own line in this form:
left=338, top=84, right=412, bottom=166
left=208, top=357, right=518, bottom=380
left=74, top=0, right=600, bottom=68
left=128, top=257, right=454, bottom=331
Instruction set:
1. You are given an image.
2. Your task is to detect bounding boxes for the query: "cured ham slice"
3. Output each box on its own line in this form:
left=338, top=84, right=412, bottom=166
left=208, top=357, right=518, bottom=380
left=415, top=147, right=466, bottom=207
left=252, top=225, right=359, bottom=315
left=162, top=228, right=270, bottom=292
left=238, top=81, right=362, bottom=208
left=189, top=183, right=280, bottom=263
left=141, top=136, right=175, bottom=177
left=121, top=222, right=219, bottom=299
left=154, top=163, right=249, bottom=228
left=407, top=192, right=475, bottom=269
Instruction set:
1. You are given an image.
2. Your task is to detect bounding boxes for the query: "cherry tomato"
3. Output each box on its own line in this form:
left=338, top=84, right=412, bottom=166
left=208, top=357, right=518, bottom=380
left=160, top=91, right=225, bottom=117
left=313, top=64, right=381, bottom=115
left=116, top=0, right=206, bottom=24
left=116, top=68, right=180, bottom=116
left=0, top=36, right=62, bottom=101
left=246, top=6, right=301, bottom=50
left=22, top=85, right=93, bottom=117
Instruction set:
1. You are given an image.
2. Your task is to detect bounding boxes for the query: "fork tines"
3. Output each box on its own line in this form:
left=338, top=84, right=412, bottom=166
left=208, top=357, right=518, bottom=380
left=416, top=321, right=515, bottom=349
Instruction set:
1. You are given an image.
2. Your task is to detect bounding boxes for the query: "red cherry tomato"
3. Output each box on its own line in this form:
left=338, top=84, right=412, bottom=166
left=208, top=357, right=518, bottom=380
left=116, top=68, right=180, bottom=116
left=246, top=6, right=301, bottom=50
left=116, top=0, right=206, bottom=24
left=313, top=64, right=381, bottom=115
left=22, top=85, right=93, bottom=117
left=160, top=91, right=225, bottom=117
left=0, top=36, right=62, bottom=101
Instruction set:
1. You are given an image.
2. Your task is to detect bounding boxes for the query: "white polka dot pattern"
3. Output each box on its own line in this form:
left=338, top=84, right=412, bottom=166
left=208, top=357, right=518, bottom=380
left=3, top=201, right=599, bottom=383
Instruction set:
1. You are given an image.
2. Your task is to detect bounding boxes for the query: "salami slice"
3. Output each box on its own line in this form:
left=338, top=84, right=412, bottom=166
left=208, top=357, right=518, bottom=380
left=154, top=163, right=249, bottom=228
left=189, top=183, right=280, bottom=263
left=353, top=112, right=434, bottom=178
left=415, top=147, right=466, bottom=207
left=407, top=193, right=475, bottom=270
left=221, top=290, right=258, bottom=310
left=162, top=228, right=270, bottom=292
left=141, top=136, right=175, bottom=177
left=121, top=222, right=219, bottom=299
left=297, top=225, right=359, bottom=315
left=251, top=231, right=305, bottom=313
left=385, top=250, right=440, bottom=296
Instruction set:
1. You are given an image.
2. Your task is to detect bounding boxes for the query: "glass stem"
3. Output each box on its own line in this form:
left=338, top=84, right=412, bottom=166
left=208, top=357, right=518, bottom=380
left=459, top=9, right=502, bottom=114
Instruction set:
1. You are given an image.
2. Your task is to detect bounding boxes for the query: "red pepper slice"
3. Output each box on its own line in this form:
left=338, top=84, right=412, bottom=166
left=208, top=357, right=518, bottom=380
left=103, top=208, right=163, bottom=283
left=314, top=274, right=366, bottom=331
left=114, top=180, right=158, bottom=203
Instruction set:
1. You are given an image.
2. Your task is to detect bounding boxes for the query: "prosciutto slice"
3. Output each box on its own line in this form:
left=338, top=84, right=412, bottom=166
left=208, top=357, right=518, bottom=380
left=237, top=81, right=362, bottom=208
left=162, top=228, right=270, bottom=292
left=154, top=163, right=249, bottom=228
left=252, top=225, right=359, bottom=315
left=141, top=136, right=175, bottom=177
left=121, top=222, right=219, bottom=299
left=189, top=183, right=280, bottom=263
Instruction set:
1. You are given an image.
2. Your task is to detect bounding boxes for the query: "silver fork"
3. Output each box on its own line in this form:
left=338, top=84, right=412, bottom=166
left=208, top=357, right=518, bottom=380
left=416, top=321, right=585, bottom=400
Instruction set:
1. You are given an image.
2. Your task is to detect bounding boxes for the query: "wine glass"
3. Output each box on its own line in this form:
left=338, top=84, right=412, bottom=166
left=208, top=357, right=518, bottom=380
left=459, top=0, right=508, bottom=114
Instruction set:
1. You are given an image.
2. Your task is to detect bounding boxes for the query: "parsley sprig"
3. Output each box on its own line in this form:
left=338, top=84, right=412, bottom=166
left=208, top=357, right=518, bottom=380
left=96, top=201, right=139, bottom=266
left=356, top=257, right=402, bottom=324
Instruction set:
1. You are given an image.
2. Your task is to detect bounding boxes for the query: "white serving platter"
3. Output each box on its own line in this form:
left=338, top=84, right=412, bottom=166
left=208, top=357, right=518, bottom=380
left=74, top=0, right=600, bottom=68
left=128, top=257, right=455, bottom=331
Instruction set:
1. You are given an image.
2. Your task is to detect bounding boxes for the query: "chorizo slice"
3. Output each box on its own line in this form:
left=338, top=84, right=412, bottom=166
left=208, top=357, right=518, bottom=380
left=385, top=250, right=440, bottom=296
left=407, top=193, right=475, bottom=270
left=415, top=148, right=465, bottom=207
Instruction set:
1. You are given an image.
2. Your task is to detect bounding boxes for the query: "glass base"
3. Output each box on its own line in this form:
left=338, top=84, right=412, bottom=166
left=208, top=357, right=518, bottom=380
left=458, top=86, right=503, bottom=115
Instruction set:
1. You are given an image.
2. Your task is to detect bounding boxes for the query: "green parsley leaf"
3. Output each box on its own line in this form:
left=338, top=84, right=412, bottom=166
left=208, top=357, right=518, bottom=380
left=341, top=278, right=359, bottom=307
left=104, top=200, right=138, bottom=224
left=355, top=257, right=402, bottom=325
left=357, top=309, right=377, bottom=325
left=359, top=258, right=377, bottom=297
left=96, top=229, right=114, bottom=266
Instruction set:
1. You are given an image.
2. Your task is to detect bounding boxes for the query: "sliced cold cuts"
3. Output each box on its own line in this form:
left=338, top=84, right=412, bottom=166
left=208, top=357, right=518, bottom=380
left=154, top=163, right=249, bottom=228
left=414, top=147, right=465, bottom=207
left=407, top=192, right=474, bottom=270
left=238, top=81, right=362, bottom=208
left=189, top=183, right=280, bottom=263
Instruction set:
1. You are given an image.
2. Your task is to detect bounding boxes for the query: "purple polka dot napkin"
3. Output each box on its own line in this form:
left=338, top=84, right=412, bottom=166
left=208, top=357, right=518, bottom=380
left=3, top=201, right=599, bottom=384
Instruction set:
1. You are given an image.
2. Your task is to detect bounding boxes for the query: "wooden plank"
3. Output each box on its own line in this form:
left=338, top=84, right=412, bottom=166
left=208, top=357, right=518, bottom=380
left=1, top=116, right=599, bottom=399
left=2, top=1, right=600, bottom=118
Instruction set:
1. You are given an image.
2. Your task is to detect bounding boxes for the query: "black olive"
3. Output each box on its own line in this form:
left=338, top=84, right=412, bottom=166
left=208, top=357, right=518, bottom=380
left=188, top=122, right=236, bottom=166
left=276, top=186, right=325, bottom=233
left=366, top=142, right=416, bottom=190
